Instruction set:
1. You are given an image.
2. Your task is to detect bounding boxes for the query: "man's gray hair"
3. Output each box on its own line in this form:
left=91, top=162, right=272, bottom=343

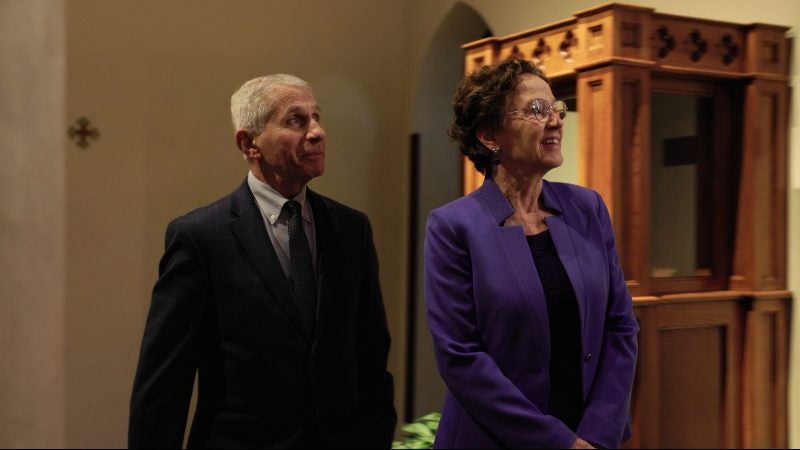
left=230, top=74, right=311, bottom=134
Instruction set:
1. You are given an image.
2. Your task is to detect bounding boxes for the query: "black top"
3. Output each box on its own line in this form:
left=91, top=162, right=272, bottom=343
left=526, top=229, right=584, bottom=431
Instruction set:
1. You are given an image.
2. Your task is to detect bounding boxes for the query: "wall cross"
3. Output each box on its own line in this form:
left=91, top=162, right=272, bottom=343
left=68, top=117, right=100, bottom=149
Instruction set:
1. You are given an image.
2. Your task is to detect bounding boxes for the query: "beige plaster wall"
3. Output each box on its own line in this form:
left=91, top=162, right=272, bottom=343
left=0, top=0, right=66, bottom=447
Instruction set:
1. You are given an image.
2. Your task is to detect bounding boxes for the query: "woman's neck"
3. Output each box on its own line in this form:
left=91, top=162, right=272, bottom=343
left=492, top=165, right=546, bottom=213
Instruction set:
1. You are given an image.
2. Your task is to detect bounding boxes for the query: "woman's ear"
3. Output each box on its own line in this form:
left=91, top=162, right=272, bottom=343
left=475, top=126, right=499, bottom=151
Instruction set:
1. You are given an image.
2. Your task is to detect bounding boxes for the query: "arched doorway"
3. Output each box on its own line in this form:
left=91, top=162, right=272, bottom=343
left=407, top=1, right=490, bottom=422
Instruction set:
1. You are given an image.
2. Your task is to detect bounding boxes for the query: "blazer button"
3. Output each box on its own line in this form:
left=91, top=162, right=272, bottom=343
left=584, top=353, right=592, bottom=362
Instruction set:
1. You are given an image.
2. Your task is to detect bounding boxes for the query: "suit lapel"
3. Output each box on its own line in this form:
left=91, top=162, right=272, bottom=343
left=228, top=180, right=310, bottom=343
left=307, top=190, right=336, bottom=343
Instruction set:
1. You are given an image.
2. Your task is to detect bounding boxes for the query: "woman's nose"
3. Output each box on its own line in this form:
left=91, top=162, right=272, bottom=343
left=546, top=110, right=564, bottom=128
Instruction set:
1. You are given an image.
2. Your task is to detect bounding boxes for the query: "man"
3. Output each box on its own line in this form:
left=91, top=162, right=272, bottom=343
left=129, top=74, right=397, bottom=448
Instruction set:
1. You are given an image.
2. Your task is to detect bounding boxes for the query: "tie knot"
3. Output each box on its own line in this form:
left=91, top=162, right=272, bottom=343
left=283, top=200, right=301, bottom=219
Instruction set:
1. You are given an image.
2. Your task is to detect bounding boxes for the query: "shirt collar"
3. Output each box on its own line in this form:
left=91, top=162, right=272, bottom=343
left=247, top=171, right=313, bottom=225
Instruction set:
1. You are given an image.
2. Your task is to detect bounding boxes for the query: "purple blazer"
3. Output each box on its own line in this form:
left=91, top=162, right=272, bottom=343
left=424, top=178, right=638, bottom=449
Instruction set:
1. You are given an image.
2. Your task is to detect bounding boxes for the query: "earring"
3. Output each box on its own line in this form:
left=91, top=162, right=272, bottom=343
left=491, top=147, right=501, bottom=165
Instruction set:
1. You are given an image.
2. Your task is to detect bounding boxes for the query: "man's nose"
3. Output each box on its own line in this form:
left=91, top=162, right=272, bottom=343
left=307, top=120, right=326, bottom=142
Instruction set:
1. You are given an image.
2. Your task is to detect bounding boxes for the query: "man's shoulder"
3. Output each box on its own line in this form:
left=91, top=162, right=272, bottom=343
left=175, top=195, right=231, bottom=223
left=167, top=185, right=242, bottom=233
left=310, top=190, right=369, bottom=224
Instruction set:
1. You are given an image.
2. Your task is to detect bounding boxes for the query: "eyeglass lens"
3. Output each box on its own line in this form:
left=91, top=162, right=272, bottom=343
left=531, top=99, right=567, bottom=122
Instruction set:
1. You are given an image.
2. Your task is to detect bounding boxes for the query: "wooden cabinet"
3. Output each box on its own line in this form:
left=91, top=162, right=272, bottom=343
left=630, top=291, right=790, bottom=448
left=460, top=3, right=791, bottom=448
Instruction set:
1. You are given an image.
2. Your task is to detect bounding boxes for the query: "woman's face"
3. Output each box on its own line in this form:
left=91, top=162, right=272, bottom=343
left=491, top=73, right=565, bottom=174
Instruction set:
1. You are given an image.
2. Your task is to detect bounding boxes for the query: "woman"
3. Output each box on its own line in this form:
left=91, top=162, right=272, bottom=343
left=424, top=58, right=638, bottom=449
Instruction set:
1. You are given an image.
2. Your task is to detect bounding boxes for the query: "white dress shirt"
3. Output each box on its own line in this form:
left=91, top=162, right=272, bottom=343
left=247, top=171, right=317, bottom=278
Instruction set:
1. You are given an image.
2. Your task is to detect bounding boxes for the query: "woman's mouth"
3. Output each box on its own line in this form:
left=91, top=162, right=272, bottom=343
left=541, top=137, right=560, bottom=145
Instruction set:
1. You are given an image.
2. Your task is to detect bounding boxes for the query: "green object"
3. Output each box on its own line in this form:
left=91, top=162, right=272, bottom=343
left=392, top=412, right=441, bottom=449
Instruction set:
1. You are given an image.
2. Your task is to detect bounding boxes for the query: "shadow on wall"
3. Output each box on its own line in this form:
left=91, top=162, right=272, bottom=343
left=406, top=1, right=490, bottom=424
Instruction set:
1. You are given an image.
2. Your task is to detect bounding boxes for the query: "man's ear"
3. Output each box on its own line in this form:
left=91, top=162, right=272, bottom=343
left=234, top=129, right=254, bottom=152
left=475, top=126, right=499, bottom=151
left=235, top=130, right=261, bottom=161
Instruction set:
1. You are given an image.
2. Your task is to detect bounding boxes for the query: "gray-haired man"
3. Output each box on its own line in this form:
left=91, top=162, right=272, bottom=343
left=129, top=74, right=396, bottom=448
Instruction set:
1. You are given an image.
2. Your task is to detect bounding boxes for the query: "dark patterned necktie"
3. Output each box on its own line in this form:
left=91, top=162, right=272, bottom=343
left=283, top=200, right=317, bottom=335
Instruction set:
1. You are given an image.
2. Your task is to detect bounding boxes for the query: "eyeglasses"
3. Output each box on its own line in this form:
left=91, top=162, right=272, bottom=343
left=506, top=99, right=568, bottom=123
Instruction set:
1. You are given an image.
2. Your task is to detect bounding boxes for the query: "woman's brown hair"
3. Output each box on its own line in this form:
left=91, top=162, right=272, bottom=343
left=448, top=58, right=549, bottom=174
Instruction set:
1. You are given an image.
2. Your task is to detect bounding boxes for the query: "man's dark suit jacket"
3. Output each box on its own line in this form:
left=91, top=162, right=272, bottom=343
left=129, top=180, right=396, bottom=449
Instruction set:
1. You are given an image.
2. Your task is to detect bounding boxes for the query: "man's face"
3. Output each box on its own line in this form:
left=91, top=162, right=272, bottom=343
left=253, top=85, right=326, bottom=187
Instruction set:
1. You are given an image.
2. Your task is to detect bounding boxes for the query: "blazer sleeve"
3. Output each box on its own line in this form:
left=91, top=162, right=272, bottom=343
left=424, top=211, right=577, bottom=449
left=129, top=220, right=209, bottom=448
left=352, top=217, right=397, bottom=448
left=576, top=191, right=639, bottom=449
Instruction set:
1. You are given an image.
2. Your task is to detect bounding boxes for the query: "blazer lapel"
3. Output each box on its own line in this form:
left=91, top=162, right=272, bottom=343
left=228, top=180, right=310, bottom=343
left=479, top=178, right=550, bottom=352
left=541, top=182, right=588, bottom=341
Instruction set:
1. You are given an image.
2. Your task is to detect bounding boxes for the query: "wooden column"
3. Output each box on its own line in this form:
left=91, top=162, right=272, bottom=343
left=730, top=79, right=789, bottom=291
left=577, top=63, right=651, bottom=295
left=628, top=298, right=659, bottom=449
left=730, top=24, right=789, bottom=291
left=742, top=291, right=791, bottom=448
